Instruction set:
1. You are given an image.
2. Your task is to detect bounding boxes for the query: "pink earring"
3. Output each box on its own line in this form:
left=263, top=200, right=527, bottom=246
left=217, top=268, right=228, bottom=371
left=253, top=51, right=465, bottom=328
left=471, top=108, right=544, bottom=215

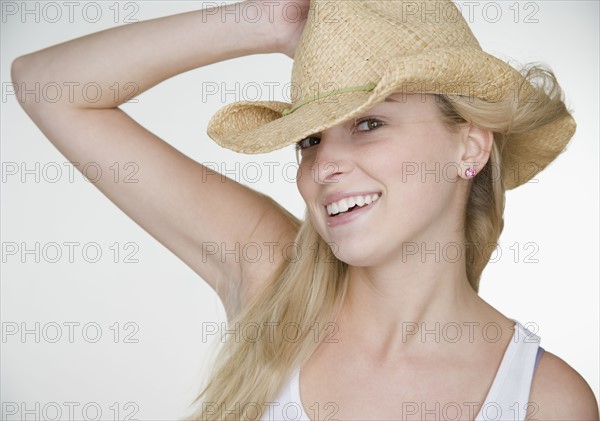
left=466, top=167, right=477, bottom=179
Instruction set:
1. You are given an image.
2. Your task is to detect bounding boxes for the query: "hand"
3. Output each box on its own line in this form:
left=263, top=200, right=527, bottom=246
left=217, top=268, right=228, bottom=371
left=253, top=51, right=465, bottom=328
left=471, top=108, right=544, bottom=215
left=257, top=0, right=310, bottom=58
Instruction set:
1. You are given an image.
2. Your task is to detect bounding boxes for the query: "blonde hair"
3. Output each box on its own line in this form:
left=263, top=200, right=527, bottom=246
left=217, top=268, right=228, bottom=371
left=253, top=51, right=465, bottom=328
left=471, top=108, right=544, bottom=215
left=435, top=64, right=573, bottom=291
left=185, top=65, right=572, bottom=420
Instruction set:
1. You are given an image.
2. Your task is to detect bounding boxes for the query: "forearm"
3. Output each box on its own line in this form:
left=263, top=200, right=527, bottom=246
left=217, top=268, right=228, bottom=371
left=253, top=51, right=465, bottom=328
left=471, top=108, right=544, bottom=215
left=11, top=2, right=276, bottom=109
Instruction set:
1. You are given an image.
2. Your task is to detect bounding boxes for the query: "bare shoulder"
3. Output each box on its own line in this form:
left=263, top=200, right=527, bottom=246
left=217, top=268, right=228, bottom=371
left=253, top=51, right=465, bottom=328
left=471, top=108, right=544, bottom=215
left=528, top=350, right=599, bottom=420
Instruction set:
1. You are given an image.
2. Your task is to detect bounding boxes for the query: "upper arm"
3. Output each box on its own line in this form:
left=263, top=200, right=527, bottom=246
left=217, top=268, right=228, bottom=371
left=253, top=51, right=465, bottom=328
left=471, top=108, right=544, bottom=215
left=13, top=85, right=300, bottom=314
left=528, top=350, right=599, bottom=420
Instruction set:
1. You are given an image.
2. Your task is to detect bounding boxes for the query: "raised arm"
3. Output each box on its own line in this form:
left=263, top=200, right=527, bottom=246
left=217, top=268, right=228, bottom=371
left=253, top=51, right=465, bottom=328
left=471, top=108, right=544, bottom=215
left=11, top=0, right=308, bottom=319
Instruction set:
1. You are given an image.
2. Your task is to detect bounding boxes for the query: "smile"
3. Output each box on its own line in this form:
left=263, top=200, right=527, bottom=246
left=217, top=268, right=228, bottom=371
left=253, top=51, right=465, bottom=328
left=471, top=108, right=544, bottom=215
left=326, top=193, right=381, bottom=217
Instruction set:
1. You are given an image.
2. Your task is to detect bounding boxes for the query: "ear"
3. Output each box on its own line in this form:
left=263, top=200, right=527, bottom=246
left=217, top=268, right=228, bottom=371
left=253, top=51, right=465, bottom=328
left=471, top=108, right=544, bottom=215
left=458, top=123, right=494, bottom=179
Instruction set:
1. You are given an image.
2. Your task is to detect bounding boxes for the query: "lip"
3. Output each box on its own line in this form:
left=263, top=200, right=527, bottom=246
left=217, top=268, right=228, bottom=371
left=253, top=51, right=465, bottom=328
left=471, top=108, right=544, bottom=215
left=324, top=192, right=381, bottom=227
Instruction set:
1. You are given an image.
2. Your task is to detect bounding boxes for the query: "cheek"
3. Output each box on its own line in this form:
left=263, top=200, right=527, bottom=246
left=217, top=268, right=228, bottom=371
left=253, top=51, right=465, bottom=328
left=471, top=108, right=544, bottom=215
left=296, top=165, right=322, bottom=223
left=392, top=127, right=460, bottom=181
left=372, top=131, right=459, bottom=215
left=295, top=163, right=313, bottom=201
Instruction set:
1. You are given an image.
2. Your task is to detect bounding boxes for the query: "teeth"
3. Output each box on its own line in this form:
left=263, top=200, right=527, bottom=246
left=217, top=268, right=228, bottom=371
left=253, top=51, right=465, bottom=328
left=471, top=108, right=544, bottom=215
left=338, top=199, right=349, bottom=212
left=326, top=193, right=381, bottom=216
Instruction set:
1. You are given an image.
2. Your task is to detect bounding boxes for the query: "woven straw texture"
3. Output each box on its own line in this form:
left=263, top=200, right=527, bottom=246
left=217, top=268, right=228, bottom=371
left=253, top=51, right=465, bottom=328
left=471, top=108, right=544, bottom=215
left=206, top=0, right=576, bottom=190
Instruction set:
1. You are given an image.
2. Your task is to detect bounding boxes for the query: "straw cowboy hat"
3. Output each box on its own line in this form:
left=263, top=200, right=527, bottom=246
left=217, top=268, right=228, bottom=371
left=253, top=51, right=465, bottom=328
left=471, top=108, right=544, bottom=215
left=206, top=0, right=576, bottom=190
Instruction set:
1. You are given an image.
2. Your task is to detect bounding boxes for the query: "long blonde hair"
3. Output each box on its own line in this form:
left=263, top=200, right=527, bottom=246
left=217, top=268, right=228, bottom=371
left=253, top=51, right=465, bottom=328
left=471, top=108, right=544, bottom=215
left=186, top=65, right=572, bottom=420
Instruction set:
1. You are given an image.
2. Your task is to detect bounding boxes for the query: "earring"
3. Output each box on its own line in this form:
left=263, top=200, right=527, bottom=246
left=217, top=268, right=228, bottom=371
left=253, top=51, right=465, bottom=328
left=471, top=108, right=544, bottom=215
left=466, top=167, right=477, bottom=179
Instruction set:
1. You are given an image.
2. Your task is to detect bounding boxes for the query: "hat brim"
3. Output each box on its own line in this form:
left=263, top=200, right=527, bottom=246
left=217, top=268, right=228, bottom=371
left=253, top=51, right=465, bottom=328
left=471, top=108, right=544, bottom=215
left=206, top=47, right=576, bottom=189
left=207, top=48, right=519, bottom=152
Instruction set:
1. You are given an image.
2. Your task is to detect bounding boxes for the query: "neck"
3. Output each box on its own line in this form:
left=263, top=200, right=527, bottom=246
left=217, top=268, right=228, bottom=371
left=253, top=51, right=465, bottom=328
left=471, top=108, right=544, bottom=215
left=335, top=239, right=488, bottom=358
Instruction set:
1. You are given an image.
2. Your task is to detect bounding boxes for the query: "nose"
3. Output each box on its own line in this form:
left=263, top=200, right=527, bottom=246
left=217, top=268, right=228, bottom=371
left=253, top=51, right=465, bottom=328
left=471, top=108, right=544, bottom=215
left=310, top=128, right=353, bottom=184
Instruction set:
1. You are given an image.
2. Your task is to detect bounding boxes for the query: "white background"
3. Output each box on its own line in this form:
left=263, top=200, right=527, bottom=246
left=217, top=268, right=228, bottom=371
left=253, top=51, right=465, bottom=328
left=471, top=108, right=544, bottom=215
left=1, top=1, right=598, bottom=419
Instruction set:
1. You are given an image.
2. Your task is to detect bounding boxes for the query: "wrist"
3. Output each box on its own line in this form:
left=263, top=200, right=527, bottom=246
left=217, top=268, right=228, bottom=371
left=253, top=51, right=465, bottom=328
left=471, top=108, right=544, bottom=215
left=254, top=2, right=286, bottom=55
left=220, top=1, right=282, bottom=56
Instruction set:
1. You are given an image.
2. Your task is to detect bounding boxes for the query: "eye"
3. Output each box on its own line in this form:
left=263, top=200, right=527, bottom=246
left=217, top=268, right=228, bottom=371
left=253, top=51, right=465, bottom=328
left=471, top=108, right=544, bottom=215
left=355, top=118, right=384, bottom=132
left=295, top=136, right=321, bottom=151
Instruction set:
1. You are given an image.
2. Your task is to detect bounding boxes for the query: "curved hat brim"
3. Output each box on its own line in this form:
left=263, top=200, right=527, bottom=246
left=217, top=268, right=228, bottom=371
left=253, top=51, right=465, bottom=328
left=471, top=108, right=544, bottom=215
left=207, top=48, right=519, bottom=152
left=206, top=47, right=576, bottom=189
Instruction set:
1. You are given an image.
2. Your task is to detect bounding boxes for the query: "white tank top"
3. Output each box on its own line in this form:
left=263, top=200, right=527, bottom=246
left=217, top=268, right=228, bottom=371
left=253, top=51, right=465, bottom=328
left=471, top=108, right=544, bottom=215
left=260, top=319, right=544, bottom=421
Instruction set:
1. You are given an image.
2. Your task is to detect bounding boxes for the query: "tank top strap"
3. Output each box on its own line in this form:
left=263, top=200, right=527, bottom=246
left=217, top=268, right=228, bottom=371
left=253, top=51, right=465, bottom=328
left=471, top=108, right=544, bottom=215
left=474, top=319, right=542, bottom=421
left=261, top=368, right=310, bottom=421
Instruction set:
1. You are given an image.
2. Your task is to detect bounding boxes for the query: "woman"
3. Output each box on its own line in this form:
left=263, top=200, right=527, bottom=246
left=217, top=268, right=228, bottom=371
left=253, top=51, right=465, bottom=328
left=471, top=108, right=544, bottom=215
left=11, top=0, right=598, bottom=420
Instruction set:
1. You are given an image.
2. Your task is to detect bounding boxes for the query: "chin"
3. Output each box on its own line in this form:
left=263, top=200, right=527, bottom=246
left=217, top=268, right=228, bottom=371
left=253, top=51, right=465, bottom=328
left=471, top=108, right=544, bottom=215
left=330, top=242, right=380, bottom=268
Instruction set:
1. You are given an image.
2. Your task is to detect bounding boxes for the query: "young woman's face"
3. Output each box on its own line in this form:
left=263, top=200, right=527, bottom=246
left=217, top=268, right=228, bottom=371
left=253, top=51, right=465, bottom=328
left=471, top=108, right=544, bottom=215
left=295, top=93, right=470, bottom=267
